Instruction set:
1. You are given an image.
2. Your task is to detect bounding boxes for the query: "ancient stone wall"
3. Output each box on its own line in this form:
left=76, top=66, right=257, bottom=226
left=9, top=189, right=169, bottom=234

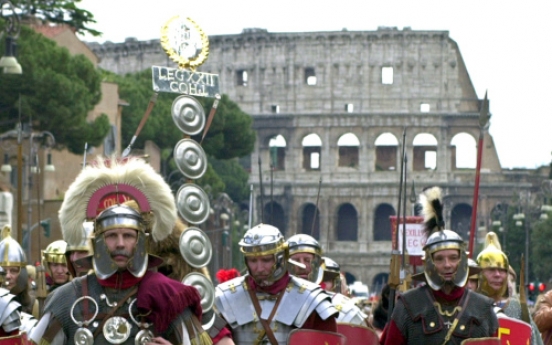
left=86, top=27, right=544, bottom=291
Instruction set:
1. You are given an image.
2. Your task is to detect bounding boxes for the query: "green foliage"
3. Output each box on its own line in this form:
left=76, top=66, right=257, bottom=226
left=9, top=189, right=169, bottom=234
left=104, top=69, right=256, bottom=202
left=210, top=158, right=251, bottom=202
left=7, top=0, right=100, bottom=36
left=0, top=26, right=109, bottom=154
left=503, top=205, right=526, bottom=278
left=197, top=95, right=256, bottom=159
left=531, top=214, right=552, bottom=282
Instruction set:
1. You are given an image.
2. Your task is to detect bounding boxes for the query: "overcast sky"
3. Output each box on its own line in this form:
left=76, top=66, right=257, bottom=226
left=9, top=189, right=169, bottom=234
left=78, top=0, right=552, bottom=170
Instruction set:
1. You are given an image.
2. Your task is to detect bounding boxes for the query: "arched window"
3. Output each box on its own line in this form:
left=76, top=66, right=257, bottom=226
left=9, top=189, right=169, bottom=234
left=373, top=203, right=396, bottom=241
left=302, top=134, right=322, bottom=170
left=450, top=203, right=472, bottom=241
left=263, top=202, right=286, bottom=236
left=451, top=133, right=476, bottom=169
left=375, top=133, right=399, bottom=171
left=337, top=133, right=360, bottom=168
left=413, top=133, right=438, bottom=171
left=337, top=203, right=358, bottom=241
left=300, top=203, right=320, bottom=240
left=269, top=134, right=287, bottom=171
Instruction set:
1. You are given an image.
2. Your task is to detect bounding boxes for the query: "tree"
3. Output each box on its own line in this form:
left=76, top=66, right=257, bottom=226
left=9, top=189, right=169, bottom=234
left=5, top=0, right=100, bottom=36
left=0, top=26, right=110, bottom=153
left=102, top=69, right=256, bottom=202
left=531, top=212, right=552, bottom=282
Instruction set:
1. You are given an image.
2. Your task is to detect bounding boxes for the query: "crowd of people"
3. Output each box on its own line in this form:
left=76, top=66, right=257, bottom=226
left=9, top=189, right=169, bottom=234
left=0, top=158, right=549, bottom=344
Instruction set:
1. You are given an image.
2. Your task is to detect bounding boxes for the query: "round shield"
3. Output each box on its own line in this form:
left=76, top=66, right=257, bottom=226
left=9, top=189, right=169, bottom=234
left=174, top=139, right=208, bottom=180
left=176, top=184, right=210, bottom=224
left=171, top=95, right=205, bottom=136
left=182, top=272, right=215, bottom=312
left=179, top=227, right=212, bottom=268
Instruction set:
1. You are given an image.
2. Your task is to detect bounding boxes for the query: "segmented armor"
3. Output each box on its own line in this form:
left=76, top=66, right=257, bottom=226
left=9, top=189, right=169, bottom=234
left=215, top=275, right=337, bottom=345
left=330, top=293, right=368, bottom=326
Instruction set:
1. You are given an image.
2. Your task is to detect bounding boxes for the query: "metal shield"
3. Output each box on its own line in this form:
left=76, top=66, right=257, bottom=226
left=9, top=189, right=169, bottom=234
left=182, top=272, right=215, bottom=312
left=171, top=95, right=205, bottom=136
left=179, top=227, right=213, bottom=268
left=287, top=329, right=346, bottom=345
left=496, top=314, right=532, bottom=345
left=336, top=324, right=379, bottom=345
left=176, top=184, right=210, bottom=224
left=174, top=139, right=208, bottom=180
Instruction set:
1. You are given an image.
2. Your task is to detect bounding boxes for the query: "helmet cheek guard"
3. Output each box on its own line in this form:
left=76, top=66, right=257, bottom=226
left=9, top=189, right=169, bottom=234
left=93, top=205, right=149, bottom=280
left=286, top=234, right=323, bottom=283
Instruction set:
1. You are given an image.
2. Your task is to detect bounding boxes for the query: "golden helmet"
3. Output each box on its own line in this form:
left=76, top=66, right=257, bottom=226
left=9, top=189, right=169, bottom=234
left=42, top=240, right=68, bottom=266
left=476, top=232, right=509, bottom=270
left=476, top=232, right=509, bottom=298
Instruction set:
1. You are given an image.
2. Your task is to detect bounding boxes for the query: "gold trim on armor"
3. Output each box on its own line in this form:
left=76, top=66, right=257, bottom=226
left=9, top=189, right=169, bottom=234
left=433, top=301, right=462, bottom=317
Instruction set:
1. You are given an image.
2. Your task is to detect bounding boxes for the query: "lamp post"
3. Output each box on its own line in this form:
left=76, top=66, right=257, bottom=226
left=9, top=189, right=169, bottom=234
left=0, top=0, right=22, bottom=74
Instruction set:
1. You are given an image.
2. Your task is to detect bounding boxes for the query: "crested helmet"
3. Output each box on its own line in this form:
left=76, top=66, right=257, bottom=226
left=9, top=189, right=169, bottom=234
left=420, top=187, right=469, bottom=291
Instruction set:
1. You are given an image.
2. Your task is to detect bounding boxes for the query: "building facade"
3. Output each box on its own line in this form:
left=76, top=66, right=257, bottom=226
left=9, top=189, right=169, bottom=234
left=87, top=27, right=548, bottom=291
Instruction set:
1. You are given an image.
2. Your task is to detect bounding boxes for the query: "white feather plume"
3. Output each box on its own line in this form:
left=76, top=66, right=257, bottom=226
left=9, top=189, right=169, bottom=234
left=59, top=157, right=177, bottom=246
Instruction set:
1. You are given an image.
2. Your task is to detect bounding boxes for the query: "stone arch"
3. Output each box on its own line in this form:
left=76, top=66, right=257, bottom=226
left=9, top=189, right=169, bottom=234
left=302, top=133, right=322, bottom=171
left=413, top=133, right=438, bottom=171
left=263, top=201, right=286, bottom=236
left=372, top=272, right=389, bottom=295
left=268, top=134, right=287, bottom=171
left=299, top=203, right=320, bottom=240
left=336, top=203, right=358, bottom=241
left=451, top=133, right=476, bottom=169
left=344, top=271, right=356, bottom=286
left=375, top=132, right=399, bottom=171
left=374, top=203, right=396, bottom=241
left=337, top=132, right=360, bottom=168
left=450, top=203, right=472, bottom=241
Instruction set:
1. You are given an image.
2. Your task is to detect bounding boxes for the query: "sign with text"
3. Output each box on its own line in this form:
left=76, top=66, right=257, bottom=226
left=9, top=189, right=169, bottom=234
left=390, top=216, right=425, bottom=266
left=152, top=65, right=220, bottom=98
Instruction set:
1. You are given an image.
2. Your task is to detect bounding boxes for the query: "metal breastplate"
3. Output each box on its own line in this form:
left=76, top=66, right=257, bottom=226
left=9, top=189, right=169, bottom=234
left=44, top=275, right=151, bottom=345
left=215, top=275, right=337, bottom=344
left=331, top=293, right=368, bottom=326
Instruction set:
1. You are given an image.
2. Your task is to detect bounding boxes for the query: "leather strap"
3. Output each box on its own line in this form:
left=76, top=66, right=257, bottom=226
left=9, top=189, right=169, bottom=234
left=93, top=287, right=138, bottom=338
left=246, top=282, right=285, bottom=345
left=436, top=290, right=471, bottom=345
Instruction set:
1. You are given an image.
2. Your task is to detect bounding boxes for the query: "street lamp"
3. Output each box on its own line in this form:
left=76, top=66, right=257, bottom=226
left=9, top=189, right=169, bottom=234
left=0, top=0, right=22, bottom=74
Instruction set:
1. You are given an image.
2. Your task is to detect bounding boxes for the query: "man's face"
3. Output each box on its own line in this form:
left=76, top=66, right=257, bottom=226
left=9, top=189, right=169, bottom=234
left=246, top=254, right=275, bottom=284
left=482, top=267, right=507, bottom=292
left=49, top=262, right=69, bottom=285
left=70, top=250, right=90, bottom=276
left=289, top=252, right=314, bottom=280
left=432, top=249, right=460, bottom=281
left=104, top=228, right=138, bottom=269
left=2, top=266, right=20, bottom=290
